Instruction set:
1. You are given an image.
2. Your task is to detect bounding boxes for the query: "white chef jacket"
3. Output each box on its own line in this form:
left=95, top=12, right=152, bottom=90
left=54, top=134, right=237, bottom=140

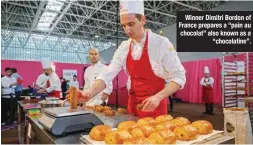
left=84, top=61, right=113, bottom=106
left=97, top=29, right=186, bottom=90
left=200, top=77, right=214, bottom=88
left=1, top=76, right=17, bottom=98
left=40, top=72, right=62, bottom=93
left=69, top=80, right=80, bottom=89
left=35, top=74, right=49, bottom=88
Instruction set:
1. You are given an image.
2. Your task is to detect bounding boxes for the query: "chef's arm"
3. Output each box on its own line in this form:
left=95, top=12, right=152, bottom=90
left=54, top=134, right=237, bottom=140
left=88, top=41, right=126, bottom=99
left=200, top=78, right=206, bottom=86
left=101, top=81, right=113, bottom=102
left=87, top=79, right=107, bottom=98
left=206, top=77, right=214, bottom=85
left=46, top=79, right=61, bottom=93
left=156, top=81, right=181, bottom=100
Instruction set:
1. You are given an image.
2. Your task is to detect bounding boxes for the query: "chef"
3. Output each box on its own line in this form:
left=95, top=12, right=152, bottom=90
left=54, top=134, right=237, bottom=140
left=76, top=0, right=186, bottom=118
left=34, top=73, right=49, bottom=89
left=37, top=58, right=62, bottom=98
left=69, top=75, right=80, bottom=89
left=200, top=66, right=214, bottom=115
left=83, top=48, right=113, bottom=106
left=1, top=67, right=17, bottom=125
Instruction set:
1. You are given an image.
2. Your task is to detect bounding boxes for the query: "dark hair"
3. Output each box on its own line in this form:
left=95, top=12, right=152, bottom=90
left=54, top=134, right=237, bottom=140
left=5, top=67, right=11, bottom=72
left=11, top=68, right=17, bottom=73
left=135, top=14, right=143, bottom=21
left=73, top=75, right=77, bottom=77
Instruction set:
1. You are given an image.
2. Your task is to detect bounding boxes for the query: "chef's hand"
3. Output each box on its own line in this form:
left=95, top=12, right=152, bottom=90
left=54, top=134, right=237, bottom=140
left=37, top=88, right=47, bottom=93
left=66, top=90, right=91, bottom=102
left=100, top=93, right=109, bottom=106
left=141, top=94, right=163, bottom=112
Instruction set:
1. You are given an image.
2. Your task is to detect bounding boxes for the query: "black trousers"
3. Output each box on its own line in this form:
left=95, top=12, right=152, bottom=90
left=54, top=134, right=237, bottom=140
left=204, top=103, right=214, bottom=114
left=1, top=95, right=18, bottom=124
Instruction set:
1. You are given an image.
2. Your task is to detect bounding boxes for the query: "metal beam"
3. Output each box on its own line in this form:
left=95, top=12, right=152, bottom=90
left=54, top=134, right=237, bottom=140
left=66, top=1, right=109, bottom=36
left=39, top=1, right=73, bottom=47
left=23, top=1, right=47, bottom=47
left=61, top=0, right=168, bottom=26
left=172, top=1, right=202, bottom=11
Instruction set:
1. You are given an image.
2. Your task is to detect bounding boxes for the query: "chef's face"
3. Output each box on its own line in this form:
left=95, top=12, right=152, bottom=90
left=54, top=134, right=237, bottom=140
left=73, top=76, right=77, bottom=81
left=89, top=49, right=99, bottom=64
left=43, top=68, right=52, bottom=76
left=120, top=14, right=146, bottom=39
left=5, top=70, right=12, bottom=77
left=205, top=73, right=210, bottom=77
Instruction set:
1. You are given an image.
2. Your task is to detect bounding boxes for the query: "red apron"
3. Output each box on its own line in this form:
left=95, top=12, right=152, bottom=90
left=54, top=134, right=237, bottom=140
left=202, top=78, right=214, bottom=103
left=46, top=80, right=62, bottom=98
left=126, top=32, right=168, bottom=119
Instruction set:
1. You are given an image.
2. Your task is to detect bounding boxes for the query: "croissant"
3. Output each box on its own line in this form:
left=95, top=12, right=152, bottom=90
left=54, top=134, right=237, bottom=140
left=170, top=117, right=190, bottom=126
left=117, top=108, right=128, bottom=114
left=137, top=117, right=155, bottom=126
left=104, top=109, right=116, bottom=116
left=89, top=125, right=112, bottom=141
left=148, top=129, right=176, bottom=144
left=155, top=114, right=174, bottom=123
left=173, top=125, right=199, bottom=141
left=105, top=130, right=132, bottom=144
left=131, top=124, right=155, bottom=138
left=95, top=105, right=104, bottom=112
left=123, top=137, right=152, bottom=144
left=191, top=120, right=213, bottom=135
left=103, top=106, right=112, bottom=110
left=154, top=121, right=177, bottom=131
left=118, top=121, right=138, bottom=132
left=86, top=105, right=95, bottom=110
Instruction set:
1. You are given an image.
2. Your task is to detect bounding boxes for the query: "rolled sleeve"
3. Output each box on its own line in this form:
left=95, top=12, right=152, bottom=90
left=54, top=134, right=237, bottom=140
left=46, top=74, right=61, bottom=93
left=103, top=81, right=113, bottom=95
left=161, top=39, right=186, bottom=89
left=96, top=41, right=128, bottom=89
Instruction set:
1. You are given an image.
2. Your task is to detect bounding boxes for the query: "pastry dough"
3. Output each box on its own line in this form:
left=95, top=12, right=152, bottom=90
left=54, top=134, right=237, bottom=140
left=89, top=125, right=112, bottom=141
left=117, top=108, right=128, bottom=114
left=148, top=129, right=176, bottom=144
left=95, top=105, right=104, bottom=112
left=105, top=130, right=132, bottom=144
left=170, top=117, right=190, bottom=126
left=154, top=121, right=177, bottom=131
left=104, top=110, right=116, bottom=116
left=131, top=124, right=155, bottom=138
left=69, top=86, right=78, bottom=110
left=191, top=120, right=213, bottom=135
left=137, top=117, right=155, bottom=126
left=173, top=125, right=198, bottom=141
left=103, top=106, right=112, bottom=110
left=118, top=121, right=138, bottom=132
left=123, top=137, right=152, bottom=144
left=155, top=114, right=174, bottom=123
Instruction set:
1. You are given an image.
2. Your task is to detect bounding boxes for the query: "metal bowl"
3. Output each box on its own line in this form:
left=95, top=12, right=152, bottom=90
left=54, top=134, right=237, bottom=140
left=39, top=100, right=65, bottom=114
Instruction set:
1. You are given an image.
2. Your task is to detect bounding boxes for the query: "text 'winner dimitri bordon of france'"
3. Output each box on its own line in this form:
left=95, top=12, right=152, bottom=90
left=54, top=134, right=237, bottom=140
left=176, top=11, right=252, bottom=52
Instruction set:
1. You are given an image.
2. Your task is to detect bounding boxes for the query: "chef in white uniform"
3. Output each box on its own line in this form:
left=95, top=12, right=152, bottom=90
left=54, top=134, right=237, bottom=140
left=69, top=75, right=79, bottom=89
left=83, top=48, right=113, bottom=106
left=1, top=67, right=17, bottom=125
left=34, top=73, right=49, bottom=89
left=37, top=58, right=62, bottom=98
left=77, top=0, right=186, bottom=117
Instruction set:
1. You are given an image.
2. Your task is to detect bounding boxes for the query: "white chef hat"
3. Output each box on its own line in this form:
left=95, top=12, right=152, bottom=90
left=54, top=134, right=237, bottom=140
left=204, top=66, right=210, bottom=74
left=119, top=0, right=144, bottom=16
left=41, top=57, right=52, bottom=69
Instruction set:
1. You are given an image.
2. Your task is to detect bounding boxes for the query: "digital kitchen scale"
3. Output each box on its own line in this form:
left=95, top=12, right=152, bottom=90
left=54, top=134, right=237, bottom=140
left=38, top=107, right=103, bottom=136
